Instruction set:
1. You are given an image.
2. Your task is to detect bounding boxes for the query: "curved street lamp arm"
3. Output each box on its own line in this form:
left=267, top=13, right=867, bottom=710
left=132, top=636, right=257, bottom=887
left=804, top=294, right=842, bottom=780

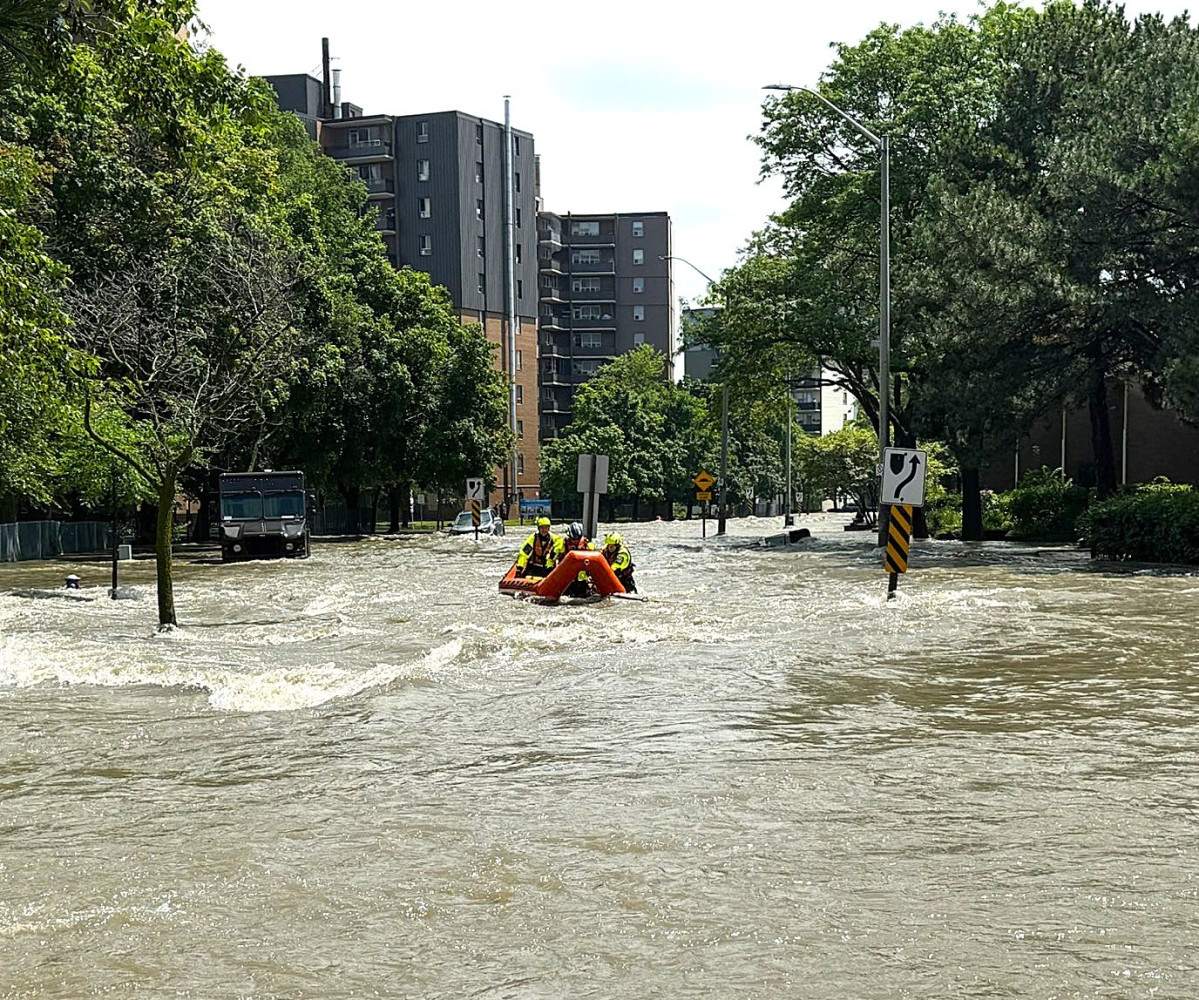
left=762, top=84, right=882, bottom=150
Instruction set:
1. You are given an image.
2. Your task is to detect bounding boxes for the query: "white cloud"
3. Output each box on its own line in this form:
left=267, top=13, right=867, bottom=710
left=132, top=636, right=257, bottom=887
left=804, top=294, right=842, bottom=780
left=195, top=0, right=1193, bottom=302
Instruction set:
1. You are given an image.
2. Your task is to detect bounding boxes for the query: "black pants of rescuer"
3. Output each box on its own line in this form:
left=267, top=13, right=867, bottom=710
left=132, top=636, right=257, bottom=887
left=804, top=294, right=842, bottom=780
left=616, top=571, right=636, bottom=593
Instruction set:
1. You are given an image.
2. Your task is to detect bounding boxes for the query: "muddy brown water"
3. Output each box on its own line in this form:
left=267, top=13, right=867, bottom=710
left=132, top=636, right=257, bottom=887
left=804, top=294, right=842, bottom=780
left=2, top=516, right=1197, bottom=998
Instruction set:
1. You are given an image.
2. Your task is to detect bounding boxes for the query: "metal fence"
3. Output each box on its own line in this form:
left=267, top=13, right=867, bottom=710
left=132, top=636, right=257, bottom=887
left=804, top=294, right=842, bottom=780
left=0, top=520, right=113, bottom=562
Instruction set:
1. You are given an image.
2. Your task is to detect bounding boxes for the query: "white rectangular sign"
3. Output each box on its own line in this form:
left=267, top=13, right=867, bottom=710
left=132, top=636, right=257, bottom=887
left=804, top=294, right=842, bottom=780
left=465, top=477, right=485, bottom=501
left=881, top=448, right=928, bottom=507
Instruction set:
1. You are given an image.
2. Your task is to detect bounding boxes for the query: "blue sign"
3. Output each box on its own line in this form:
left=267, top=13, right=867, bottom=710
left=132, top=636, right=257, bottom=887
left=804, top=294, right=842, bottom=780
left=520, top=498, right=552, bottom=517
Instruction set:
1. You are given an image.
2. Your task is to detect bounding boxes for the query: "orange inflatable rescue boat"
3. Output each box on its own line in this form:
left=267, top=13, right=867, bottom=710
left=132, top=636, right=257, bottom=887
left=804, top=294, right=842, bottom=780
left=499, top=549, right=627, bottom=603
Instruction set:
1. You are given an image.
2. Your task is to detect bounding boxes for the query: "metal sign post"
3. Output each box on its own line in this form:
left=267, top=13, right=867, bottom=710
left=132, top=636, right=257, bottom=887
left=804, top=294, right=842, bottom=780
left=465, top=477, right=485, bottom=542
left=878, top=450, right=927, bottom=598
left=694, top=471, right=715, bottom=539
left=576, top=454, right=609, bottom=541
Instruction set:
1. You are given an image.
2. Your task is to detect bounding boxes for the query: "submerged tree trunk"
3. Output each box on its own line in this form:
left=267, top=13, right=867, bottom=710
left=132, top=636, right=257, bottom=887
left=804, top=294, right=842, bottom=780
left=1088, top=372, right=1118, bottom=497
left=961, top=466, right=983, bottom=541
left=399, top=480, right=411, bottom=528
left=387, top=485, right=399, bottom=534
left=155, top=474, right=177, bottom=627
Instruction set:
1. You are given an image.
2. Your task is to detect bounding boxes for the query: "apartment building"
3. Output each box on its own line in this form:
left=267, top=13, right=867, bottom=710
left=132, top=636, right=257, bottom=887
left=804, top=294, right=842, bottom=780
left=265, top=72, right=540, bottom=502
left=537, top=211, right=674, bottom=440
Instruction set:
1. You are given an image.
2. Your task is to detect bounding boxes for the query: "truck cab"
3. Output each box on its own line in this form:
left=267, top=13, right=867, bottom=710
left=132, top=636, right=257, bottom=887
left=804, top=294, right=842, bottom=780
left=219, top=471, right=310, bottom=562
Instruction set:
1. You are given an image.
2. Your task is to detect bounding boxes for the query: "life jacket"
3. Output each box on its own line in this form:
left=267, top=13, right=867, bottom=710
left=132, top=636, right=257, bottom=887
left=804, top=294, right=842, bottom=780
left=529, top=531, right=554, bottom=564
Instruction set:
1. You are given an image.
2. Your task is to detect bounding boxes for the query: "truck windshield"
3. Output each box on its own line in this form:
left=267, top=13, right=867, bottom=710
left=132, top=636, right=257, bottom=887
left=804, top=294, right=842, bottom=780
left=264, top=491, right=305, bottom=518
left=221, top=491, right=262, bottom=519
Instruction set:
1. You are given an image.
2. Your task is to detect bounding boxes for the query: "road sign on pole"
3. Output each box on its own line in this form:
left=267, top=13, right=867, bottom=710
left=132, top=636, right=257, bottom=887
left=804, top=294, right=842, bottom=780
left=881, top=448, right=928, bottom=507
left=465, top=478, right=485, bottom=502
left=696, top=490, right=712, bottom=502
left=693, top=471, right=715, bottom=492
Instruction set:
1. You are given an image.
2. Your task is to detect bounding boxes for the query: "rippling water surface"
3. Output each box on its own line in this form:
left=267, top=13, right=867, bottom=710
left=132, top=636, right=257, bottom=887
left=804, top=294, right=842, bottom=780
left=2, top=516, right=1198, bottom=998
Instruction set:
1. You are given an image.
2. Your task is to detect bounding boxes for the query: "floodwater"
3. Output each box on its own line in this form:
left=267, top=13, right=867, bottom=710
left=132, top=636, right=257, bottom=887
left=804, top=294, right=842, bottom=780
left=2, top=516, right=1198, bottom=999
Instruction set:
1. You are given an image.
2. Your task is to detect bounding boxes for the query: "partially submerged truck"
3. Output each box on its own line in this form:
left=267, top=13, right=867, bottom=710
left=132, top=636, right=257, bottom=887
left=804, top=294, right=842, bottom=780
left=218, top=471, right=310, bottom=562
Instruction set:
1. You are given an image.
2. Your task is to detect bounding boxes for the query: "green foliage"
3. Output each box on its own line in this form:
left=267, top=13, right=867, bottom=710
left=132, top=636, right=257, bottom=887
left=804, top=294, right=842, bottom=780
left=0, top=140, right=71, bottom=504
left=1079, top=485, right=1199, bottom=564
left=539, top=347, right=717, bottom=508
left=1002, top=467, right=1089, bottom=541
left=793, top=425, right=878, bottom=515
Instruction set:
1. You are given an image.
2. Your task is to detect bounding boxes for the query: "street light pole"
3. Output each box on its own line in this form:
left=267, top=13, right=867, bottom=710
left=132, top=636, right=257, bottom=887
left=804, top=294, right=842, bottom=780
left=764, top=83, right=891, bottom=492
left=661, top=253, right=732, bottom=535
left=784, top=384, right=793, bottom=526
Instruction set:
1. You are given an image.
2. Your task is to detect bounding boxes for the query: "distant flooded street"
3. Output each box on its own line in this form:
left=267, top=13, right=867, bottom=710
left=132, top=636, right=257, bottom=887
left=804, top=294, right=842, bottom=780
left=2, top=516, right=1198, bottom=998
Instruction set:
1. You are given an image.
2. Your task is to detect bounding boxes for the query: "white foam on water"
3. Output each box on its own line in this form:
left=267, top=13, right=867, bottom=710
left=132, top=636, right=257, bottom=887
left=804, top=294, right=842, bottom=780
left=0, top=631, right=463, bottom=713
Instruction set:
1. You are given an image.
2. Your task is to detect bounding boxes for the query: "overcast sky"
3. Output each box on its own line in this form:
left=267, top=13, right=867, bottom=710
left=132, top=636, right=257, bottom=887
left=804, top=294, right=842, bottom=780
left=194, top=0, right=1192, bottom=304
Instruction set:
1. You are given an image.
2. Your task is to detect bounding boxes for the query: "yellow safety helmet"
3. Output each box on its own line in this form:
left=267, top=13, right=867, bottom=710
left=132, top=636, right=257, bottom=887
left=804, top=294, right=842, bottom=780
left=603, top=532, right=622, bottom=547
left=537, top=517, right=551, bottom=527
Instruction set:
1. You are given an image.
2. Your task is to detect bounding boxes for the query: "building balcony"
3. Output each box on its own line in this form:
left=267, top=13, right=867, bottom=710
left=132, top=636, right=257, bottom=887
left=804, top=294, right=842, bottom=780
left=326, top=141, right=394, bottom=163
left=364, top=178, right=396, bottom=197
left=568, top=260, right=616, bottom=274
left=539, top=400, right=572, bottom=414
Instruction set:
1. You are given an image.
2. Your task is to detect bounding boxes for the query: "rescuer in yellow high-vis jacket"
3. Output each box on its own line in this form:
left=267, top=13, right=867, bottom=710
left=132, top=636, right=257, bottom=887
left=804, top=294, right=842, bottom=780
left=515, top=517, right=558, bottom=578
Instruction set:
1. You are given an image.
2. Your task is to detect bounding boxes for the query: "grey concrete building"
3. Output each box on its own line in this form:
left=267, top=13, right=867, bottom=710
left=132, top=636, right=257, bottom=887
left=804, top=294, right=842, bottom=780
left=537, top=211, right=674, bottom=440
left=264, top=74, right=542, bottom=497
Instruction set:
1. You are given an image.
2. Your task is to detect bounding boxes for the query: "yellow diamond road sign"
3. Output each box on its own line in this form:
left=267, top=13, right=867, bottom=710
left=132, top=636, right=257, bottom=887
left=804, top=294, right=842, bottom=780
left=693, top=471, right=715, bottom=491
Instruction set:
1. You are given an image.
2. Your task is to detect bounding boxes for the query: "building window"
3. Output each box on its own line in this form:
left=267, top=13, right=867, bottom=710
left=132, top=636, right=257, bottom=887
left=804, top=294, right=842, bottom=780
left=571, top=220, right=600, bottom=236
left=478, top=272, right=486, bottom=293
left=418, top=197, right=431, bottom=218
left=349, top=127, right=381, bottom=149
left=477, top=236, right=485, bottom=258
left=518, top=454, right=525, bottom=474
left=475, top=161, right=484, bottom=183
left=517, top=279, right=523, bottom=299
left=571, top=248, right=601, bottom=266
left=516, top=208, right=522, bottom=228
left=574, top=331, right=602, bottom=349
left=357, top=163, right=381, bottom=181
left=572, top=277, right=601, bottom=293
left=516, top=385, right=523, bottom=404
left=634, top=332, right=645, bottom=346
left=475, top=123, right=484, bottom=145
left=572, top=359, right=601, bottom=377
left=633, top=277, right=645, bottom=293
left=476, top=199, right=484, bottom=220
left=573, top=305, right=603, bottom=320
left=417, top=159, right=430, bottom=181
left=516, top=419, right=523, bottom=438
left=514, top=135, right=521, bottom=155
left=543, top=358, right=554, bottom=374
left=633, top=305, right=645, bottom=321
left=515, top=350, right=523, bottom=370
left=543, top=332, right=554, bottom=347
left=419, top=235, right=432, bottom=256
left=632, top=220, right=644, bottom=237
left=516, top=244, right=522, bottom=264
left=417, top=121, right=429, bottom=143
left=632, top=248, right=645, bottom=265
left=515, top=171, right=521, bottom=192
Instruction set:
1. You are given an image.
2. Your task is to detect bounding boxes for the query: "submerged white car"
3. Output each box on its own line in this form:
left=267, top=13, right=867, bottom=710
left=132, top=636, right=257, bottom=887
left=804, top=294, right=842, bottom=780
left=449, top=509, right=505, bottom=536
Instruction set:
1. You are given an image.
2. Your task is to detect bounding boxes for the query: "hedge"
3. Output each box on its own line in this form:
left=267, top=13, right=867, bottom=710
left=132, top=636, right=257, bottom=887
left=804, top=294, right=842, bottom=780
left=1078, top=484, right=1199, bottom=564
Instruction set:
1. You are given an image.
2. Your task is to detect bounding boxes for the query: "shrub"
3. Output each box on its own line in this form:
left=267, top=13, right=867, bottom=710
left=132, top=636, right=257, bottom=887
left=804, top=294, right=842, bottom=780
left=1003, top=466, right=1089, bottom=540
left=1079, top=482, right=1199, bottom=563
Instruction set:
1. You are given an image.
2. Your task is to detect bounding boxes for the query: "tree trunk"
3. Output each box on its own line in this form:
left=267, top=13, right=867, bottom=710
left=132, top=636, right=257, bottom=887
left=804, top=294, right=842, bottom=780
left=388, top=486, right=400, bottom=534
left=1088, top=372, right=1118, bottom=497
left=631, top=495, right=640, bottom=520
left=155, top=475, right=177, bottom=628
left=961, top=466, right=983, bottom=541
left=340, top=484, right=361, bottom=534
left=399, top=481, right=411, bottom=528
